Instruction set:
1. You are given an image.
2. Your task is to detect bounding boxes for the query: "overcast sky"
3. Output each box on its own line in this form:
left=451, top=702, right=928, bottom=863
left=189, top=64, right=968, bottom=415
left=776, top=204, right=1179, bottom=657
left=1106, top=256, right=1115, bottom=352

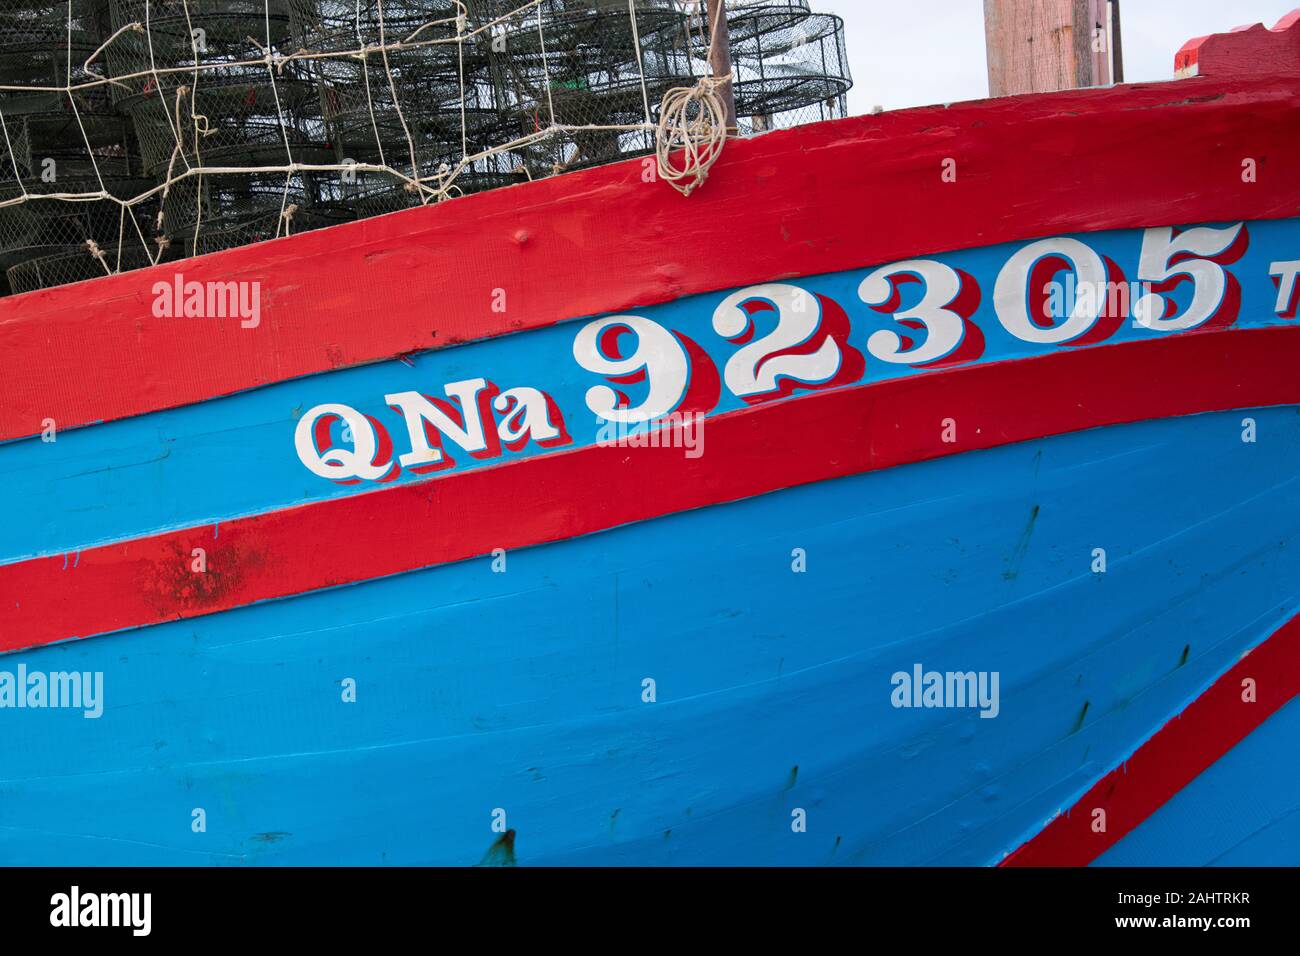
left=833, top=0, right=1299, bottom=114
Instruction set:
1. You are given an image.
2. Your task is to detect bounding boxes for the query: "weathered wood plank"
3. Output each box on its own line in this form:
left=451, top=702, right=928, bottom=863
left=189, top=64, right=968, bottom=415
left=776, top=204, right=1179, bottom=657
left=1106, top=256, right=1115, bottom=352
left=984, top=0, right=1114, bottom=96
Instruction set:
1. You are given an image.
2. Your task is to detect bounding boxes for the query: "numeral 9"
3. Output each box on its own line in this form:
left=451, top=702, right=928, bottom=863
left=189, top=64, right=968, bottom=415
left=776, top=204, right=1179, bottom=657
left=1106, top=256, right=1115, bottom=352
left=572, top=315, right=693, bottom=422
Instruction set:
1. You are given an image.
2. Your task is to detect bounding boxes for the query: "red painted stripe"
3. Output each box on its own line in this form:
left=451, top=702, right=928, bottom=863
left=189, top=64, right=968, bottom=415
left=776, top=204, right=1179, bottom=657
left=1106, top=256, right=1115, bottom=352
left=1001, top=610, right=1300, bottom=867
left=1176, top=9, right=1300, bottom=78
left=2, top=328, right=1298, bottom=650
left=1, top=77, right=1299, bottom=442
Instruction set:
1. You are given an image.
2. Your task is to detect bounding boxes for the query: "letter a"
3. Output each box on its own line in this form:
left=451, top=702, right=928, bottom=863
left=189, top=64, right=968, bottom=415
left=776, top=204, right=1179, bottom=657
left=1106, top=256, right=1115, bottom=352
left=50, top=893, right=70, bottom=927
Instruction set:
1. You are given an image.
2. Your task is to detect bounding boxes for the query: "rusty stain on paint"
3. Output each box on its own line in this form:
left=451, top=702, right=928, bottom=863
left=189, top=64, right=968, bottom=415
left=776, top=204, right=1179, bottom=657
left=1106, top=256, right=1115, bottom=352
left=479, top=828, right=517, bottom=866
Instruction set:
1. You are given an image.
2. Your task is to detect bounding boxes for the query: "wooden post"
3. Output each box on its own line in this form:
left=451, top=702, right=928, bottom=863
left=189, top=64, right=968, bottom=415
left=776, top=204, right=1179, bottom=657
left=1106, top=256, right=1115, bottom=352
left=706, top=0, right=738, bottom=131
left=984, top=0, right=1121, bottom=96
left=1110, top=0, right=1124, bottom=82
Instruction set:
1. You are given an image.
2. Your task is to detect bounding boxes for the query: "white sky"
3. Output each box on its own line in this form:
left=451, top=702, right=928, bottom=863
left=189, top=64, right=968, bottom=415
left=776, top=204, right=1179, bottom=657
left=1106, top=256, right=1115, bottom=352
left=832, top=0, right=1300, bottom=114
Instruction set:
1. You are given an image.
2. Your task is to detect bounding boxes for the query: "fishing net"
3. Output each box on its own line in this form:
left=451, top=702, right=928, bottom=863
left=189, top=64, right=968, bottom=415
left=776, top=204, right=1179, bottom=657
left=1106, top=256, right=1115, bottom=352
left=0, top=0, right=851, bottom=294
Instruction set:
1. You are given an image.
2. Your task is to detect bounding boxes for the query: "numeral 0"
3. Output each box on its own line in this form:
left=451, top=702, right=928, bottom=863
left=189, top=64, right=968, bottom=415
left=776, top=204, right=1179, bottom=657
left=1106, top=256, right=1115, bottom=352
left=994, top=237, right=1115, bottom=344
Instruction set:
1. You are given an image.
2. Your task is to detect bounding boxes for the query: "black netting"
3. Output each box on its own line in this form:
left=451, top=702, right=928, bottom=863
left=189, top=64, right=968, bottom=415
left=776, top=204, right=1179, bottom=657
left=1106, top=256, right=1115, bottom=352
left=0, top=0, right=851, bottom=294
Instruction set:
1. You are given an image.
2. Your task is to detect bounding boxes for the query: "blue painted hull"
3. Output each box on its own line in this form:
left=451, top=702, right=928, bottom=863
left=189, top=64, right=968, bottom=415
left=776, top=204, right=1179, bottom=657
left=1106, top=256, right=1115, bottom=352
left=1096, top=695, right=1300, bottom=866
left=2, top=405, right=1296, bottom=864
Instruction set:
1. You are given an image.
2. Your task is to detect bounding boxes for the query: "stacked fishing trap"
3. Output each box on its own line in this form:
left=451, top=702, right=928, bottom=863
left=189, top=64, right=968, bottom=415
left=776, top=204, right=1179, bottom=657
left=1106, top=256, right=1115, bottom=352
left=0, top=0, right=851, bottom=294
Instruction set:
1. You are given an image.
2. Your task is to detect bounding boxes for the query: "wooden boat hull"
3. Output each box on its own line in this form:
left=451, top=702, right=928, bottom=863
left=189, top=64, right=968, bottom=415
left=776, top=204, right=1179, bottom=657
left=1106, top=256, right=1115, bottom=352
left=2, top=403, right=1299, bottom=865
left=2, top=17, right=1299, bottom=863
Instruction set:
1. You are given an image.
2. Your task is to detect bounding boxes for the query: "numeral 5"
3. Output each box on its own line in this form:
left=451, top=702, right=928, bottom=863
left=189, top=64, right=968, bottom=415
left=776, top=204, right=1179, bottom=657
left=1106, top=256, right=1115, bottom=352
left=1133, top=223, right=1247, bottom=331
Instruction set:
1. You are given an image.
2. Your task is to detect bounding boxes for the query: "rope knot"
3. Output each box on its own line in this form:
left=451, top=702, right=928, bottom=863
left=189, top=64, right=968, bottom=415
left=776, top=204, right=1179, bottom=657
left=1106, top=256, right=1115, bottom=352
left=654, top=74, right=729, bottom=197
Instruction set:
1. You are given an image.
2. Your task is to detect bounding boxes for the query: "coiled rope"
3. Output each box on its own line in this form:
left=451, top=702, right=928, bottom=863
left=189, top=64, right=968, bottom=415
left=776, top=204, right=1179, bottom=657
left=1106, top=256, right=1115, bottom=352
left=655, top=72, right=731, bottom=196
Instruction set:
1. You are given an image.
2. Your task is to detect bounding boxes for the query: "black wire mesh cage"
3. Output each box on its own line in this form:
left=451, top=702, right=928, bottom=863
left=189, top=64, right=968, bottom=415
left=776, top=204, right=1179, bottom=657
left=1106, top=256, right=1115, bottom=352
left=161, top=169, right=353, bottom=256
left=0, top=0, right=853, bottom=294
left=296, top=0, right=499, bottom=207
left=0, top=0, right=156, bottom=293
left=468, top=0, right=699, bottom=178
left=725, top=0, right=850, bottom=124
left=5, top=239, right=157, bottom=293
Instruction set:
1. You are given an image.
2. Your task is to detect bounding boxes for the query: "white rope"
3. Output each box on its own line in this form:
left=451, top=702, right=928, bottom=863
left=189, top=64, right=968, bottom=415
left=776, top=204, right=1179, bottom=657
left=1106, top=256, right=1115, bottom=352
left=655, top=74, right=729, bottom=196
left=181, top=82, right=206, bottom=254
left=374, top=0, right=424, bottom=202
left=628, top=0, right=652, bottom=128
left=455, top=4, right=467, bottom=163
left=536, top=2, right=556, bottom=127
left=83, top=238, right=112, bottom=275
left=355, top=0, right=388, bottom=171
left=653, top=2, right=732, bottom=196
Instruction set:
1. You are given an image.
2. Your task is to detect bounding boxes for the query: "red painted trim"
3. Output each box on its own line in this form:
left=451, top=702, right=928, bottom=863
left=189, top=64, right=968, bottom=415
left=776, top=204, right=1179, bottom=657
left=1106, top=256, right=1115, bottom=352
left=1175, top=9, right=1300, bottom=77
left=2, top=326, right=1298, bottom=651
left=2, top=76, right=1299, bottom=442
left=1001, top=610, right=1300, bottom=867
